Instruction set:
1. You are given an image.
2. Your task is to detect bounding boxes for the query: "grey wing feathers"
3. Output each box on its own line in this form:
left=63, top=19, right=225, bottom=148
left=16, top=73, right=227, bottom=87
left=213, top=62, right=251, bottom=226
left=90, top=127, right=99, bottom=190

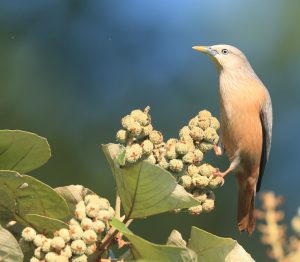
left=257, top=91, right=273, bottom=192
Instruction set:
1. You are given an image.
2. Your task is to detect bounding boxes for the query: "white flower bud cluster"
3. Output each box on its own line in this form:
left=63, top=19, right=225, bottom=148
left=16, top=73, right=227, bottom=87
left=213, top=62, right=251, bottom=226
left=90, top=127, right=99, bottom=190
left=115, top=108, right=222, bottom=215
left=116, top=107, right=165, bottom=165
left=21, top=194, right=114, bottom=262
left=187, top=189, right=216, bottom=215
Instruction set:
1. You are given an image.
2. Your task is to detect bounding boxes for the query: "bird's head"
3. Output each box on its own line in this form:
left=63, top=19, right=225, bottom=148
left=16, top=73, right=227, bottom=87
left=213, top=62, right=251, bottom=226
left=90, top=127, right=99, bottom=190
left=192, top=44, right=251, bottom=72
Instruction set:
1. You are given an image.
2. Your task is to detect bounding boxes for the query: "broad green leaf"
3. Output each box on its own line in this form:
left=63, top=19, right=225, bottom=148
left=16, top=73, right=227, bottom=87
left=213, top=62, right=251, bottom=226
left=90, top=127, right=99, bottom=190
left=102, top=144, right=200, bottom=219
left=55, top=185, right=95, bottom=214
left=0, top=130, right=51, bottom=173
left=166, top=230, right=187, bottom=248
left=111, top=219, right=197, bottom=262
left=187, top=227, right=255, bottom=262
left=0, top=225, right=23, bottom=262
left=25, top=214, right=68, bottom=235
left=0, top=170, right=70, bottom=230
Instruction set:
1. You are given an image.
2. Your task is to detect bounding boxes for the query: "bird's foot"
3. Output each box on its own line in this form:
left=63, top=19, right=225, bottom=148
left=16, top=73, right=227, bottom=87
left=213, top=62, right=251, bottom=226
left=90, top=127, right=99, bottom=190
left=213, top=168, right=226, bottom=186
left=213, top=145, right=223, bottom=157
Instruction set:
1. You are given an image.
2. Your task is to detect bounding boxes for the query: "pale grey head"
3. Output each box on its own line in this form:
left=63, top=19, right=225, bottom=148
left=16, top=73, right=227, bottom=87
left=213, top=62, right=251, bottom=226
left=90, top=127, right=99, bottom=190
left=192, top=44, right=253, bottom=72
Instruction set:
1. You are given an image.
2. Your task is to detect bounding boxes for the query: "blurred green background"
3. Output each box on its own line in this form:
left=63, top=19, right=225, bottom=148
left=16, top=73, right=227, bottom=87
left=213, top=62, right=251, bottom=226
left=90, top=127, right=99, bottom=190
left=1, top=1, right=299, bottom=261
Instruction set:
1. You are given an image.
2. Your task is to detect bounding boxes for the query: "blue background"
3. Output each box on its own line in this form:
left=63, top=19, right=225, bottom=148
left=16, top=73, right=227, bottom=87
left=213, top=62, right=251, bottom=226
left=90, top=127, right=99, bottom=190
left=1, top=1, right=299, bottom=261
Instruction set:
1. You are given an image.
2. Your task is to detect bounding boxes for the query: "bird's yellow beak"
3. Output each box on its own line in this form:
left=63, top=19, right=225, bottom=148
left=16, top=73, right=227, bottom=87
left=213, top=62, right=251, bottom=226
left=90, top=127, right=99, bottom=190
left=192, top=46, right=209, bottom=54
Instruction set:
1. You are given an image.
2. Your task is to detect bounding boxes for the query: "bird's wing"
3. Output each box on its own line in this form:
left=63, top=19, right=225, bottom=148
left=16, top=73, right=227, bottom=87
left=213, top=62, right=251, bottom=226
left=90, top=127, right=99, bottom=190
left=257, top=90, right=273, bottom=192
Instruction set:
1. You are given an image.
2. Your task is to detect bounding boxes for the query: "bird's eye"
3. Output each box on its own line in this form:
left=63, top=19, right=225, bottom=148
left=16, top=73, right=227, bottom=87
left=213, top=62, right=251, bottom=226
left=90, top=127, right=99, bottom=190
left=221, top=49, right=229, bottom=55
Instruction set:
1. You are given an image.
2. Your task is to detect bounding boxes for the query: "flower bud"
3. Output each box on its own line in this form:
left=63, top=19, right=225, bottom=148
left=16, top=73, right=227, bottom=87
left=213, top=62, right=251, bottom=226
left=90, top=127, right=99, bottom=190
left=85, top=202, right=100, bottom=218
left=187, top=165, right=199, bottom=176
left=197, top=142, right=214, bottom=153
left=142, top=124, right=153, bottom=136
left=121, top=115, right=135, bottom=130
left=175, top=141, right=189, bottom=155
left=193, top=190, right=207, bottom=203
left=198, top=118, right=210, bottom=130
left=41, top=238, right=51, bottom=252
left=92, top=220, right=105, bottom=234
left=202, top=199, right=215, bottom=212
left=81, top=218, right=93, bottom=231
left=188, top=117, right=198, bottom=129
left=141, top=139, right=154, bottom=154
left=34, top=247, right=45, bottom=259
left=130, top=109, right=150, bottom=126
left=69, top=225, right=83, bottom=240
left=188, top=205, right=203, bottom=215
left=210, top=117, right=220, bottom=130
left=71, top=254, right=88, bottom=262
left=193, top=149, right=203, bottom=163
left=51, top=236, right=65, bottom=251
left=182, top=151, right=194, bottom=164
left=169, top=159, right=184, bottom=173
left=127, top=122, right=142, bottom=136
left=97, top=210, right=110, bottom=221
left=82, top=230, right=97, bottom=245
left=85, top=243, right=97, bottom=256
left=30, top=257, right=40, bottom=262
left=61, top=245, right=72, bottom=258
left=116, top=129, right=127, bottom=144
left=179, top=126, right=190, bottom=137
left=69, top=218, right=80, bottom=226
left=190, top=126, right=204, bottom=141
left=198, top=164, right=215, bottom=177
left=33, top=234, right=46, bottom=247
left=149, top=130, right=163, bottom=144
left=198, top=110, right=212, bottom=119
left=209, top=176, right=223, bottom=188
left=45, top=252, right=58, bottom=262
left=165, top=144, right=177, bottom=160
left=21, top=227, right=36, bottom=242
left=75, top=201, right=86, bottom=221
left=145, top=153, right=156, bottom=164
left=125, top=144, right=143, bottom=163
left=84, top=194, right=99, bottom=205
left=158, top=157, right=169, bottom=169
left=192, top=174, right=209, bottom=188
left=71, top=240, right=87, bottom=255
left=204, top=127, right=219, bottom=144
left=180, top=175, right=192, bottom=189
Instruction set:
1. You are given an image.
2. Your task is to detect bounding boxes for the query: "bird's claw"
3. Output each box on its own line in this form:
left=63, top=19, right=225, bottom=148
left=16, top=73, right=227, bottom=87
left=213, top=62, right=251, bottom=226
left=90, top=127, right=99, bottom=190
left=213, top=145, right=222, bottom=157
left=213, top=168, right=225, bottom=186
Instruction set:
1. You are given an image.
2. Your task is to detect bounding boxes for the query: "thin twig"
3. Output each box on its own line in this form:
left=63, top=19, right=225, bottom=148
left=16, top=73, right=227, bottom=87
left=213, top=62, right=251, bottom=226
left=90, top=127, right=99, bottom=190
left=115, top=192, right=121, bottom=219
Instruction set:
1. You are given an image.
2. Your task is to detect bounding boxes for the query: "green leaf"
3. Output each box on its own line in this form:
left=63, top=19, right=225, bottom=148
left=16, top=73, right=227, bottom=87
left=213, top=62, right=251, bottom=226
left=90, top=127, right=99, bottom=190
left=102, top=144, right=200, bottom=219
left=0, top=225, right=23, bottom=262
left=111, top=218, right=197, bottom=262
left=0, top=170, right=70, bottom=230
left=166, top=230, right=187, bottom=248
left=117, top=149, right=126, bottom=166
left=25, top=214, right=68, bottom=235
left=0, top=130, right=51, bottom=173
left=55, top=185, right=95, bottom=214
left=187, top=227, right=255, bottom=262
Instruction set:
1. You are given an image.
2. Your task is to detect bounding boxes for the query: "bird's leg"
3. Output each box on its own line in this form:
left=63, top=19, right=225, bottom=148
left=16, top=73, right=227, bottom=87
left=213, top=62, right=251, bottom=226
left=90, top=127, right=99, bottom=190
left=214, top=157, right=240, bottom=185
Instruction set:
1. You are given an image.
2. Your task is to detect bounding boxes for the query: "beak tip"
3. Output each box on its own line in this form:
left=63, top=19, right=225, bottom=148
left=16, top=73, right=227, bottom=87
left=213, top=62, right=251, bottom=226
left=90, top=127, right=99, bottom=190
left=192, top=46, right=207, bottom=53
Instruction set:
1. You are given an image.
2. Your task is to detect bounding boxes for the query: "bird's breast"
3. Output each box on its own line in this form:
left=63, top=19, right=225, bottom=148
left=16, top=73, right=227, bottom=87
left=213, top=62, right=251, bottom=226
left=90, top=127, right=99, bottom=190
left=219, top=72, right=266, bottom=165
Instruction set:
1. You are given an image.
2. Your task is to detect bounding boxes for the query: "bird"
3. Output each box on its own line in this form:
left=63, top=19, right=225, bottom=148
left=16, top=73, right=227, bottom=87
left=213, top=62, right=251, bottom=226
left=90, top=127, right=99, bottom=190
left=192, top=44, right=272, bottom=235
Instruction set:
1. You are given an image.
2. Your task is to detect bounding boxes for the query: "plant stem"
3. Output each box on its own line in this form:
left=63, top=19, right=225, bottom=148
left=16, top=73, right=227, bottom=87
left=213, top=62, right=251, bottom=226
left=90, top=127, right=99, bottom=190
left=115, top=192, right=121, bottom=219
left=97, top=216, right=131, bottom=259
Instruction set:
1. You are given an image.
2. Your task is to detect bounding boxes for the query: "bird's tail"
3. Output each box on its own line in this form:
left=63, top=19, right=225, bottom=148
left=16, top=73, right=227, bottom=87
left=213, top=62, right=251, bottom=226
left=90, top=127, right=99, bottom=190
left=236, top=172, right=257, bottom=235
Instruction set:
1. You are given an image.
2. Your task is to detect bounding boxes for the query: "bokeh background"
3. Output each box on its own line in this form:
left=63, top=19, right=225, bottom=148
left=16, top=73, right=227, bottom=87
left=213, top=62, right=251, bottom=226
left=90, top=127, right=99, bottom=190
left=1, top=1, right=299, bottom=261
